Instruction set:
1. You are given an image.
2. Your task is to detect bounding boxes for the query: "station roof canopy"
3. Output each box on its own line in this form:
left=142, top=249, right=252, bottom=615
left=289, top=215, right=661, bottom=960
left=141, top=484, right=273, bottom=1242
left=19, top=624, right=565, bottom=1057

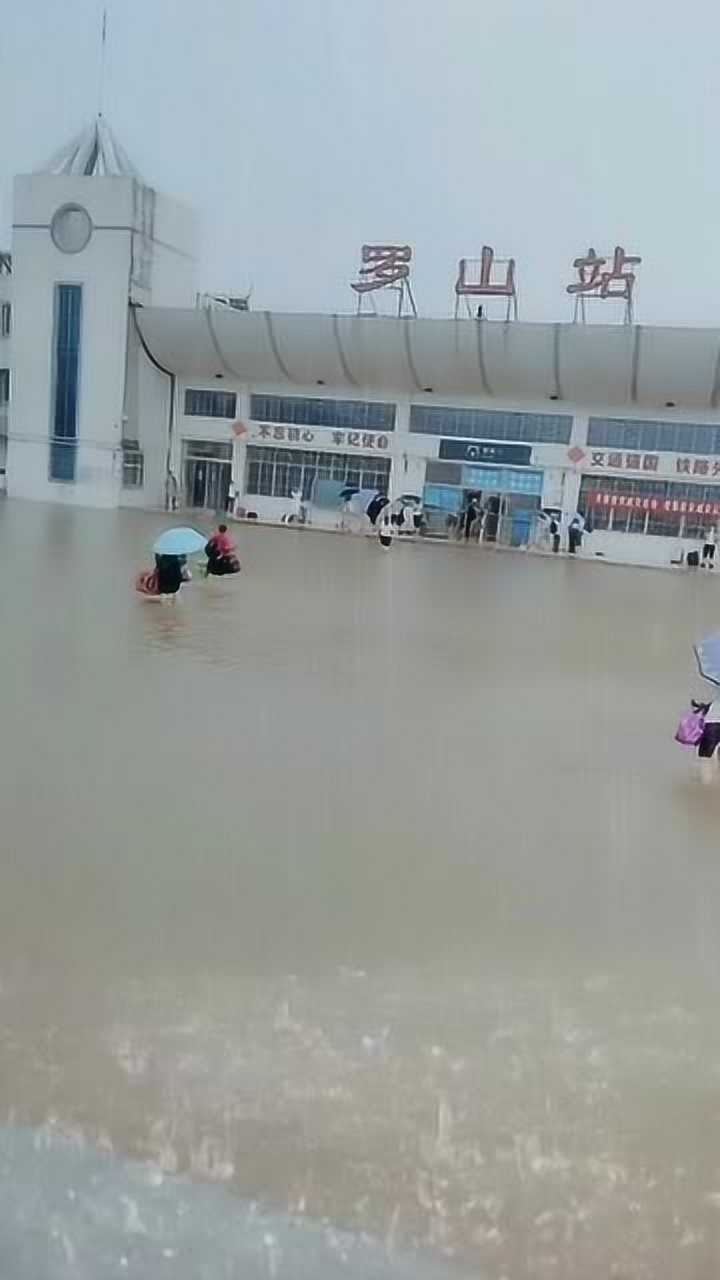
left=135, top=308, right=720, bottom=411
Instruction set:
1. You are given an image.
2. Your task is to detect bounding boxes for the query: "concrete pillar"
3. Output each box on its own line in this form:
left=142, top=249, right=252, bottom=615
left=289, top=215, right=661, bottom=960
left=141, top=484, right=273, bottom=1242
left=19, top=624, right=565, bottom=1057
left=393, top=450, right=427, bottom=498
left=234, top=390, right=251, bottom=502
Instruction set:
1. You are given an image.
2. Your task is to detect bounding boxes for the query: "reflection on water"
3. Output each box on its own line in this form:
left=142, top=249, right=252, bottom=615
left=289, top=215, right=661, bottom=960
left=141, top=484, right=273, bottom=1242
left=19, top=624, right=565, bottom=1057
left=2, top=499, right=720, bottom=1276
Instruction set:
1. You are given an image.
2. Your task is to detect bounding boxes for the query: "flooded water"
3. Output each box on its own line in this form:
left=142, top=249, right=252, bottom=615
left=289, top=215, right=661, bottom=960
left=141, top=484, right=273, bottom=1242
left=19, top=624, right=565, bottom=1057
left=3, top=499, right=720, bottom=1277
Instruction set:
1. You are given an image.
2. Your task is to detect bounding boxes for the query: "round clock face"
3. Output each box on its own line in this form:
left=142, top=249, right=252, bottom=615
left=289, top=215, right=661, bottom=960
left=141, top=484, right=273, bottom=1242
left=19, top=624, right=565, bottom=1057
left=50, top=204, right=93, bottom=255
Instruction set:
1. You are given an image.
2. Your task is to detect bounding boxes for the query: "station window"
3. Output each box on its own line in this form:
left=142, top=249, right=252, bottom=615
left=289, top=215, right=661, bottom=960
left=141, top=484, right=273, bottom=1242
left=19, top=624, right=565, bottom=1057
left=49, top=284, right=82, bottom=483
left=184, top=389, right=237, bottom=419
left=250, top=395, right=396, bottom=432
left=588, top=417, right=720, bottom=456
left=410, top=405, right=572, bottom=445
left=245, top=446, right=390, bottom=502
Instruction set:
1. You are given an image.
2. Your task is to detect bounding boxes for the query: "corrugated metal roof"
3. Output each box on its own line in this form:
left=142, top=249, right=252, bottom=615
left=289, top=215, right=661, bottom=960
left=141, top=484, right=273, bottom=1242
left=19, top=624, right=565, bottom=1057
left=134, top=308, right=720, bottom=411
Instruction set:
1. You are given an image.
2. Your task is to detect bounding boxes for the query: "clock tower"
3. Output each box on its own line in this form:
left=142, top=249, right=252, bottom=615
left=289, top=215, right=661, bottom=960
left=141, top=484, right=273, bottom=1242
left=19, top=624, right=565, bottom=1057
left=8, top=117, right=197, bottom=507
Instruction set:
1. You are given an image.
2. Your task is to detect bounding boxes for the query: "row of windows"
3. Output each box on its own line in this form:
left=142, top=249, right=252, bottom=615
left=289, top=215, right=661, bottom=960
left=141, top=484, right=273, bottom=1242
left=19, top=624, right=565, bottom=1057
left=184, top=389, right=238, bottom=419
left=410, top=406, right=572, bottom=445
left=580, top=475, right=720, bottom=502
left=250, top=395, right=396, bottom=432
left=184, top=390, right=397, bottom=431
left=579, top=475, right=719, bottom=539
left=245, top=445, right=390, bottom=502
left=183, top=392, right=720, bottom=460
left=588, top=417, right=720, bottom=456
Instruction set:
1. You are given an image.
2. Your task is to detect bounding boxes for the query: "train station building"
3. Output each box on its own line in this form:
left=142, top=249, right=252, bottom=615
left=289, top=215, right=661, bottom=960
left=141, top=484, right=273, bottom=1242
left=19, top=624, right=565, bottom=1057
left=4, top=118, right=720, bottom=567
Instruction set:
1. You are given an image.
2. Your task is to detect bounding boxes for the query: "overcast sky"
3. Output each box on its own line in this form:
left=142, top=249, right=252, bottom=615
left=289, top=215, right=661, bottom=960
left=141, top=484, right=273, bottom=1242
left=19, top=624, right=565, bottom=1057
left=2, top=0, right=719, bottom=325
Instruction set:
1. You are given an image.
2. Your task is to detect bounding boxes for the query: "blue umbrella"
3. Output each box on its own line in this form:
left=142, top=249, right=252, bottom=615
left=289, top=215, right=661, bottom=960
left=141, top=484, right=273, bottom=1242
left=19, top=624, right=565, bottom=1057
left=153, top=527, right=207, bottom=556
left=694, top=631, right=720, bottom=686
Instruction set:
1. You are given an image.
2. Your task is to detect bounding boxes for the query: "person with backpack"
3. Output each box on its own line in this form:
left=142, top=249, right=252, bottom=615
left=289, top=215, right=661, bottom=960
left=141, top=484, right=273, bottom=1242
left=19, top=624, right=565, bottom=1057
left=205, top=524, right=241, bottom=577
left=693, top=698, right=720, bottom=784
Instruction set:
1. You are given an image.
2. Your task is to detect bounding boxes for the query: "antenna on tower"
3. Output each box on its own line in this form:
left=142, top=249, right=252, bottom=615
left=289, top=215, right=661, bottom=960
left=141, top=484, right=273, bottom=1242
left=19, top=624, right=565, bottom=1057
left=98, top=7, right=108, bottom=118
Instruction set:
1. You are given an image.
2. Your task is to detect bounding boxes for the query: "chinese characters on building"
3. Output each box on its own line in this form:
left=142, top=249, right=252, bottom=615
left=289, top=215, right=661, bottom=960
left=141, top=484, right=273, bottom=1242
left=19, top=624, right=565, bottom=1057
left=674, top=456, right=720, bottom=476
left=254, top=424, right=390, bottom=451
left=455, top=245, right=518, bottom=320
left=590, top=449, right=659, bottom=472
left=566, top=245, right=642, bottom=323
left=589, top=449, right=720, bottom=477
left=351, top=244, right=417, bottom=317
left=344, top=240, right=641, bottom=320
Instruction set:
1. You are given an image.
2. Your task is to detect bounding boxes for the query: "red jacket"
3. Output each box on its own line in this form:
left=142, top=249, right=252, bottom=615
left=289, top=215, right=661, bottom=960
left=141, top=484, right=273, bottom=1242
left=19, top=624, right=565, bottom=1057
left=209, top=531, right=235, bottom=556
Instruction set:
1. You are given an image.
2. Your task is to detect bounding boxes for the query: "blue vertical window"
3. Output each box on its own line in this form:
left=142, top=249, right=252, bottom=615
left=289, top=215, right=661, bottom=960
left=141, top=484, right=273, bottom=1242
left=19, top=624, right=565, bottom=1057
left=50, top=284, right=82, bottom=482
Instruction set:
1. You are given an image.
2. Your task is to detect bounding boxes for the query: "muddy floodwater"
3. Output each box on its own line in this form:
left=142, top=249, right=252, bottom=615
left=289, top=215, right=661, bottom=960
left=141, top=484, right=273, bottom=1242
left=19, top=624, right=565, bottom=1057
left=5, top=499, right=720, bottom=1277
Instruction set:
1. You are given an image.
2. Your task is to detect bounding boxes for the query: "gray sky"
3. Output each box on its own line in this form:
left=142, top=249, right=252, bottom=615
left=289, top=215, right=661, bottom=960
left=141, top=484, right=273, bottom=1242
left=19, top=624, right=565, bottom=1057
left=2, top=0, right=719, bottom=325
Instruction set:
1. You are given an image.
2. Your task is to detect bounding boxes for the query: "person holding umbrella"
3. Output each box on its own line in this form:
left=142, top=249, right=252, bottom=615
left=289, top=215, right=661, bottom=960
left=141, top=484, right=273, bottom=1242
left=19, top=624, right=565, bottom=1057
left=154, top=554, right=186, bottom=595
left=136, top=527, right=206, bottom=598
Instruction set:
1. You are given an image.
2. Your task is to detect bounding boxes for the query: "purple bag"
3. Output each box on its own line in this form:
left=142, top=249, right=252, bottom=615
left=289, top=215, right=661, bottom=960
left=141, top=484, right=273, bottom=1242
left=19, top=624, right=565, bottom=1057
left=675, top=709, right=706, bottom=746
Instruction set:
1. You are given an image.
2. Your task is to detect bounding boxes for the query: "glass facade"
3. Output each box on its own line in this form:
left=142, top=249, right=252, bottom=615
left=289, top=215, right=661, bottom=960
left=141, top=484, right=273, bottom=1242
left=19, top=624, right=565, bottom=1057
left=184, top=389, right=238, bottom=418
left=50, top=284, right=82, bottom=482
left=588, top=417, right=720, bottom=456
left=182, top=440, right=233, bottom=510
left=250, top=395, right=396, bottom=432
left=579, top=475, right=720, bottom=538
left=410, top=405, right=572, bottom=444
left=423, top=484, right=462, bottom=513
left=245, top=446, right=390, bottom=502
left=463, top=465, right=543, bottom=495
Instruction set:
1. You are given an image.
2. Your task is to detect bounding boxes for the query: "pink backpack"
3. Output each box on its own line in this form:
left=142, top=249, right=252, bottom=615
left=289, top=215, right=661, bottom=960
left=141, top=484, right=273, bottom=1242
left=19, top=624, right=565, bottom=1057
left=675, top=708, right=706, bottom=746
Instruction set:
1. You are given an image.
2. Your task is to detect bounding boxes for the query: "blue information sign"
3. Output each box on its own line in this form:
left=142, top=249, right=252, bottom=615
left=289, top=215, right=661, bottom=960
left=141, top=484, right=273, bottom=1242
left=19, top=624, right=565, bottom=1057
left=439, top=439, right=532, bottom=466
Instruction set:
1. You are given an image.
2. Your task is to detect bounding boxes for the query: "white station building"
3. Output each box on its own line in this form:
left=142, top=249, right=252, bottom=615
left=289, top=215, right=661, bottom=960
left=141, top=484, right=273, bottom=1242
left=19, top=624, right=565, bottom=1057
left=4, top=119, right=720, bottom=567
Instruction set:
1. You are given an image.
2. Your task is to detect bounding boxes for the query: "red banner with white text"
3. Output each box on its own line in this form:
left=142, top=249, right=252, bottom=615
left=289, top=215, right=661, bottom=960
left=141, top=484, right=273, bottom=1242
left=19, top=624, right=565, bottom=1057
left=588, top=492, right=720, bottom=518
